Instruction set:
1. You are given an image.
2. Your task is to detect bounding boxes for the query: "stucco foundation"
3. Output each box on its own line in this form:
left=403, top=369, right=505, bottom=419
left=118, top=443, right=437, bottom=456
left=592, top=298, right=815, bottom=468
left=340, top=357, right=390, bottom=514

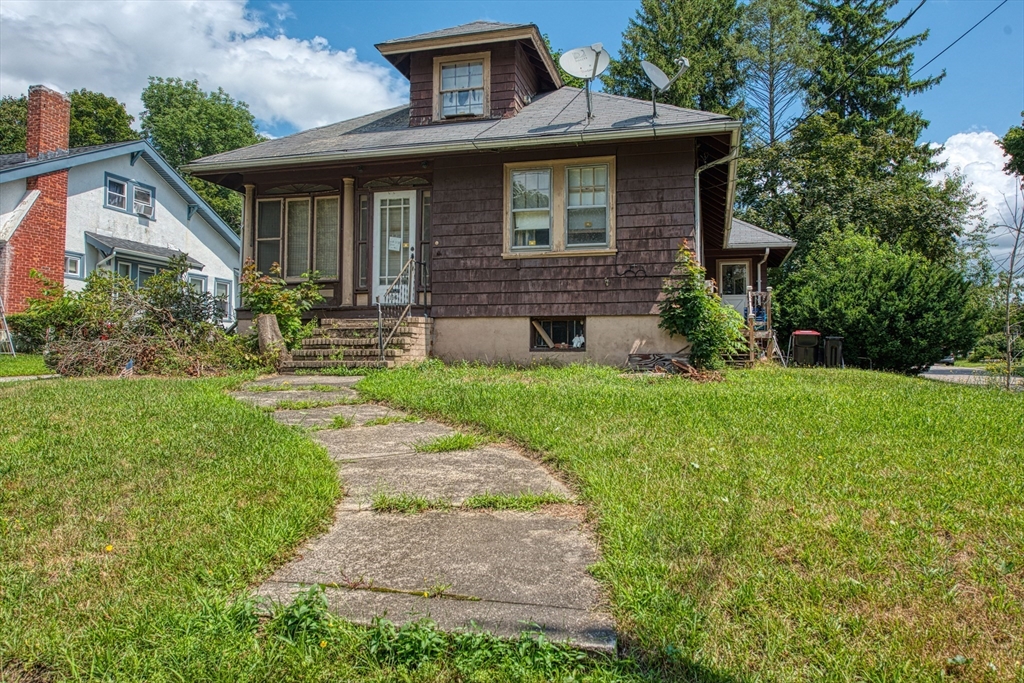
left=431, top=315, right=688, bottom=366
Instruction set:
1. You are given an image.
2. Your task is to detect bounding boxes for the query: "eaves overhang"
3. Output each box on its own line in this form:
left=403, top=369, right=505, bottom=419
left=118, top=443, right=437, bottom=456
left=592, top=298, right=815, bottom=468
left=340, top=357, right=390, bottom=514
left=185, top=119, right=743, bottom=175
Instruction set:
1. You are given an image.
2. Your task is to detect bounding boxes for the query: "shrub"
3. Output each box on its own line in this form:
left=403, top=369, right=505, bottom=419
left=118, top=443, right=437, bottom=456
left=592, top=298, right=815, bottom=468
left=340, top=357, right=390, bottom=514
left=4, top=312, right=48, bottom=353
left=22, top=257, right=273, bottom=376
left=659, top=247, right=746, bottom=370
left=239, top=259, right=323, bottom=348
left=775, top=231, right=981, bottom=372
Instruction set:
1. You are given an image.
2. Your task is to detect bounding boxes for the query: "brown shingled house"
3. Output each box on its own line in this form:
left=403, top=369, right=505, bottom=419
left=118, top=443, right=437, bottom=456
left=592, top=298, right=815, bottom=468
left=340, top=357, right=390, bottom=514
left=188, top=21, right=794, bottom=369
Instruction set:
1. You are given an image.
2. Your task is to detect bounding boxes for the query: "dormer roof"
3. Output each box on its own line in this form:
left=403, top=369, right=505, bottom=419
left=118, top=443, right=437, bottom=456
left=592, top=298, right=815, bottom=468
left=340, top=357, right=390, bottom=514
left=375, top=21, right=562, bottom=89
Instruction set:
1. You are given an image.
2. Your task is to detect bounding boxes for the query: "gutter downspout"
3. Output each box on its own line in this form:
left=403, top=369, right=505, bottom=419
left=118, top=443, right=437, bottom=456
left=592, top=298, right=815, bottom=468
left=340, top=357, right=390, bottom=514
left=693, top=148, right=739, bottom=265
left=756, top=248, right=769, bottom=292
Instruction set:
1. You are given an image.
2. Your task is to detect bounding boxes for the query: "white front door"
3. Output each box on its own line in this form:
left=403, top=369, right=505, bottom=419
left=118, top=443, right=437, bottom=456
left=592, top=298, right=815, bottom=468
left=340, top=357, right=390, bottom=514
left=372, top=190, right=417, bottom=301
left=719, top=260, right=750, bottom=314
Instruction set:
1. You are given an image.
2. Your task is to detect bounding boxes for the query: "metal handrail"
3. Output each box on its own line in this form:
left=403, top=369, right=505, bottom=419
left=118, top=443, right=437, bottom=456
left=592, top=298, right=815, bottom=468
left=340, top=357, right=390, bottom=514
left=376, top=249, right=416, bottom=362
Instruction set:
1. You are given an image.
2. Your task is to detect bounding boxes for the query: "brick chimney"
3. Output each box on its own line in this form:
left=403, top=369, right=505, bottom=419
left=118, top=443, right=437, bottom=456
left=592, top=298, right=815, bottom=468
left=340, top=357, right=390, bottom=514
left=0, top=85, right=70, bottom=312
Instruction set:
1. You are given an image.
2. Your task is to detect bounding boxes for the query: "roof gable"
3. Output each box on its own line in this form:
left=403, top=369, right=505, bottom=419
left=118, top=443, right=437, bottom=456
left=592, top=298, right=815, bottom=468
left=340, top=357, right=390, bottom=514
left=0, top=140, right=239, bottom=250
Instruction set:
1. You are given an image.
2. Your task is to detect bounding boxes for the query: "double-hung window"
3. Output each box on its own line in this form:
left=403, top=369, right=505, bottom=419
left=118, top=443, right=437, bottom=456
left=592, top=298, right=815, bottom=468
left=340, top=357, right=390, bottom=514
left=107, top=178, right=127, bottom=210
left=256, top=196, right=340, bottom=280
left=214, top=279, right=233, bottom=319
left=434, top=53, right=489, bottom=121
left=510, top=169, right=552, bottom=249
left=504, top=157, right=615, bottom=257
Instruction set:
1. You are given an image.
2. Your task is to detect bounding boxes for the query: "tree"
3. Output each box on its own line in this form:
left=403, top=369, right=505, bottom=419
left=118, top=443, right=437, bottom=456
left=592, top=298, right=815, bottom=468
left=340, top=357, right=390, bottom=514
left=543, top=35, right=586, bottom=89
left=67, top=89, right=137, bottom=148
left=737, top=113, right=976, bottom=267
left=737, top=0, right=815, bottom=144
left=994, top=190, right=1024, bottom=386
left=997, top=114, right=1024, bottom=181
left=0, top=90, right=136, bottom=154
left=0, top=95, right=27, bottom=154
left=804, top=0, right=941, bottom=140
left=603, top=0, right=744, bottom=117
left=775, top=230, right=981, bottom=372
left=140, top=78, right=264, bottom=232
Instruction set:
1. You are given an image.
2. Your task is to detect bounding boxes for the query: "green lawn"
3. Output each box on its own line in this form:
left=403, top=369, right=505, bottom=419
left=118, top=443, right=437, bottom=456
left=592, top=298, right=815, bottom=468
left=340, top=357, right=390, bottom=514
left=0, top=376, right=631, bottom=682
left=0, top=353, right=48, bottom=377
left=358, top=363, right=1024, bottom=682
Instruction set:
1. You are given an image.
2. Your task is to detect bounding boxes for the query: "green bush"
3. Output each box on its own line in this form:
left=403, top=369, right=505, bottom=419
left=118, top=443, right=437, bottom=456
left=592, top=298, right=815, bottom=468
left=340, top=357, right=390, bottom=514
left=658, top=247, right=746, bottom=370
left=19, top=258, right=273, bottom=376
left=4, top=312, right=48, bottom=353
left=775, top=231, right=981, bottom=372
left=239, top=259, right=323, bottom=348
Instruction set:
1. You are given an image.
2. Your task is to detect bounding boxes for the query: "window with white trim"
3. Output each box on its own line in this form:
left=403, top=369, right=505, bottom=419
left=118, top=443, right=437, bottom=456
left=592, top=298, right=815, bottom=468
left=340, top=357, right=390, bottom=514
left=503, top=157, right=616, bottom=256
left=116, top=262, right=132, bottom=279
left=187, top=274, right=206, bottom=293
left=137, top=265, right=156, bottom=288
left=256, top=196, right=340, bottom=280
left=107, top=178, right=127, bottom=209
left=434, top=52, right=490, bottom=121
left=64, top=253, right=83, bottom=278
left=214, top=279, right=232, bottom=319
left=719, top=261, right=749, bottom=296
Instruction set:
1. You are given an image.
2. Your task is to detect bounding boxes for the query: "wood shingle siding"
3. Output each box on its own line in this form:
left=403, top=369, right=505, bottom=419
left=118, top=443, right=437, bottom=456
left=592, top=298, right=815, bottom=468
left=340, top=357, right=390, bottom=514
left=430, top=139, right=695, bottom=318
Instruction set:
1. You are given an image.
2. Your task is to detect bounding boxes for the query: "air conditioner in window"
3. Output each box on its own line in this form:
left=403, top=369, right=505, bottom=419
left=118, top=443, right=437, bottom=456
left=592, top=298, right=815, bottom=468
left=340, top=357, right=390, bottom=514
left=135, top=202, right=154, bottom=218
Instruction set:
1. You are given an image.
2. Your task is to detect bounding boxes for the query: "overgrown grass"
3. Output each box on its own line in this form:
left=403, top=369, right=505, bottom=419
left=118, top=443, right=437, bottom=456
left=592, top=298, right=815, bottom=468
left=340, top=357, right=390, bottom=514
left=0, top=353, right=49, bottom=377
left=414, top=432, right=487, bottom=453
left=463, top=492, right=571, bottom=511
left=359, top=361, right=1024, bottom=682
left=372, top=492, right=452, bottom=513
left=274, top=398, right=359, bottom=410
left=0, top=376, right=634, bottom=682
left=363, top=414, right=424, bottom=427
left=245, top=382, right=337, bottom=393
left=329, top=414, right=354, bottom=429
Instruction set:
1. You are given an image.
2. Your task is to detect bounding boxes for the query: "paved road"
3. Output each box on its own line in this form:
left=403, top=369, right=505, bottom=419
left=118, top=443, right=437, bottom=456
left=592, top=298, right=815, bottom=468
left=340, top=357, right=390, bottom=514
left=921, top=365, right=1022, bottom=389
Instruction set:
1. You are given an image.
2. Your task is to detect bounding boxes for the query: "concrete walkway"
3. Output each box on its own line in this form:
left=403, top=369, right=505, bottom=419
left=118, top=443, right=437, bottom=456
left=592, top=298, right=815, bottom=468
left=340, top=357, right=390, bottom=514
left=230, top=374, right=616, bottom=652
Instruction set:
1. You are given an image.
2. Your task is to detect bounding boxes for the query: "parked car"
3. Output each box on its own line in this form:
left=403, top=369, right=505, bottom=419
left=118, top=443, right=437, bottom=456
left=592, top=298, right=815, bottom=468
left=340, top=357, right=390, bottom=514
left=938, top=354, right=955, bottom=366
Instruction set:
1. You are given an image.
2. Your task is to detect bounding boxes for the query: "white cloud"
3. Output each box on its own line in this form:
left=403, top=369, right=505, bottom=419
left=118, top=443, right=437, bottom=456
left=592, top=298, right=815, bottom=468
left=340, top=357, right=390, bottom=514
left=0, top=0, right=407, bottom=132
left=934, top=130, right=1022, bottom=265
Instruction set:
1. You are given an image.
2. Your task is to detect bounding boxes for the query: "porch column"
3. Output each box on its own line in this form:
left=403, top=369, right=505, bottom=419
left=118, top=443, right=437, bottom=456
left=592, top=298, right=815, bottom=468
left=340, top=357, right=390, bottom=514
left=242, top=184, right=255, bottom=266
left=341, top=177, right=355, bottom=306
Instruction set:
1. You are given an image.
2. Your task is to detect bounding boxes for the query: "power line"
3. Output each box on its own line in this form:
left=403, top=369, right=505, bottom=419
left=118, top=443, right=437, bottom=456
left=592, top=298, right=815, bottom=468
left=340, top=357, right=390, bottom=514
left=911, top=0, right=1010, bottom=77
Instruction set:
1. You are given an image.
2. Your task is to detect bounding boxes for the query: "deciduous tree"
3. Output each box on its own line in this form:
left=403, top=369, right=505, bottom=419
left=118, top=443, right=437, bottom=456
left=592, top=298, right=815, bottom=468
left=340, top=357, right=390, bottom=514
left=0, top=90, right=137, bottom=154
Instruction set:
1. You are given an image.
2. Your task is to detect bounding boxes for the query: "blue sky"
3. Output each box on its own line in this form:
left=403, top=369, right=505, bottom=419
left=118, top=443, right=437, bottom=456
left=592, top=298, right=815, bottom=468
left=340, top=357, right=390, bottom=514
left=251, top=0, right=1023, bottom=144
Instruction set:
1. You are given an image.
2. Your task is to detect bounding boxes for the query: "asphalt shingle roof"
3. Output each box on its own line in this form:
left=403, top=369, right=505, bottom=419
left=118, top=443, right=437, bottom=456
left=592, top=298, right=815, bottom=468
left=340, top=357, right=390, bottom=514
left=85, top=231, right=205, bottom=269
left=728, top=218, right=796, bottom=248
left=378, top=21, right=529, bottom=46
left=0, top=141, right=139, bottom=172
left=189, top=88, right=737, bottom=171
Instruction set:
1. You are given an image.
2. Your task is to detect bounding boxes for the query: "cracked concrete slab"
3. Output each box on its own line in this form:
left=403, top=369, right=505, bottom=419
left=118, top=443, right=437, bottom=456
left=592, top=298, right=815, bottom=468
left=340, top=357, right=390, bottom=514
left=256, top=582, right=616, bottom=653
left=314, top=421, right=455, bottom=459
left=270, top=403, right=414, bottom=428
left=230, top=388, right=360, bottom=409
left=265, top=510, right=602, bottom=612
left=338, top=447, right=571, bottom=507
left=243, top=375, right=362, bottom=389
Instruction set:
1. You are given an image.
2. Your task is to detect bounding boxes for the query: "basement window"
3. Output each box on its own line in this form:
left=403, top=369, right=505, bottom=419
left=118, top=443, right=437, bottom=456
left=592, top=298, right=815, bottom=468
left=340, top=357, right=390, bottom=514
left=530, top=318, right=586, bottom=351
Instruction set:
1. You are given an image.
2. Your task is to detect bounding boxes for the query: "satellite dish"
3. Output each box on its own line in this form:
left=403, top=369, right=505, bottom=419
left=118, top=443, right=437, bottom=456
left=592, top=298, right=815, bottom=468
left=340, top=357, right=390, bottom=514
left=640, top=57, right=690, bottom=118
left=559, top=43, right=610, bottom=119
left=641, top=60, right=671, bottom=91
left=559, top=43, right=610, bottom=80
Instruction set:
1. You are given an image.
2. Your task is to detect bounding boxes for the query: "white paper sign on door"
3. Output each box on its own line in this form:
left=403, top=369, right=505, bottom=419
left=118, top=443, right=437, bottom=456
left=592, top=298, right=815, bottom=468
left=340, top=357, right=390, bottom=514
left=388, top=236, right=402, bottom=252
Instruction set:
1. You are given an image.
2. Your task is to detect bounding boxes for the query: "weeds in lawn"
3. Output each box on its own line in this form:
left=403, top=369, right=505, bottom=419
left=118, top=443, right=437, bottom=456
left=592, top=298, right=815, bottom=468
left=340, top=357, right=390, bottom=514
left=463, top=492, right=570, bottom=511
left=358, top=361, right=1024, bottom=680
left=371, top=492, right=452, bottom=513
left=275, top=398, right=359, bottom=410
left=414, top=432, right=486, bottom=453
left=329, top=414, right=353, bottom=429
left=363, top=415, right=423, bottom=427
left=246, top=382, right=337, bottom=393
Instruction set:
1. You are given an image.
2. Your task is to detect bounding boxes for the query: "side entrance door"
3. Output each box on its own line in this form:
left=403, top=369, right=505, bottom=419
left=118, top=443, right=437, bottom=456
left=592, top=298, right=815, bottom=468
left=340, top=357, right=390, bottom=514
left=372, top=190, right=417, bottom=302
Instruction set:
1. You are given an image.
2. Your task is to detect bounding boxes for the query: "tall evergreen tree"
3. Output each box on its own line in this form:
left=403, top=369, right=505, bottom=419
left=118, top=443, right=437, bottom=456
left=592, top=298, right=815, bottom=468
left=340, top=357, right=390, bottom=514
left=804, top=0, right=941, bottom=139
left=140, top=78, right=264, bottom=233
left=602, top=0, right=744, bottom=117
left=737, top=0, right=815, bottom=144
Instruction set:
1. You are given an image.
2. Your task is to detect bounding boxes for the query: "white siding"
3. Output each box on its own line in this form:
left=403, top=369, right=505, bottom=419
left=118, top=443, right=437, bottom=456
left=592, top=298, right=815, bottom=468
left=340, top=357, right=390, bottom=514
left=64, top=155, right=239, bottom=296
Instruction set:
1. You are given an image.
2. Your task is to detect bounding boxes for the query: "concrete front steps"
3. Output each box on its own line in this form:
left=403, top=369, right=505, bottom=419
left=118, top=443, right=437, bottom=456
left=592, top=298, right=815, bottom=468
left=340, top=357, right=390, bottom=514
left=281, top=316, right=431, bottom=373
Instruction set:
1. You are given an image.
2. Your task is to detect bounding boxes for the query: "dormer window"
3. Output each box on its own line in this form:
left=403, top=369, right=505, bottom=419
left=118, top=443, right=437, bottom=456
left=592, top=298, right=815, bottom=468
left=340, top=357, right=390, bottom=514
left=433, top=52, right=490, bottom=121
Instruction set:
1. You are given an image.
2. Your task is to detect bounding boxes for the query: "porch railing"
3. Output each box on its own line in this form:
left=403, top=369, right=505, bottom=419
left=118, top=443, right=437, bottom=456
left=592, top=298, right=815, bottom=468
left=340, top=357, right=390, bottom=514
left=376, top=248, right=415, bottom=362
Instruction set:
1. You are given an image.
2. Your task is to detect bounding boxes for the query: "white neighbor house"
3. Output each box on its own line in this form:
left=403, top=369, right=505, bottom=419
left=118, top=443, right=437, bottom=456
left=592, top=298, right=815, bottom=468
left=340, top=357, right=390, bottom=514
left=1, top=101, right=240, bottom=317
left=0, top=140, right=240, bottom=313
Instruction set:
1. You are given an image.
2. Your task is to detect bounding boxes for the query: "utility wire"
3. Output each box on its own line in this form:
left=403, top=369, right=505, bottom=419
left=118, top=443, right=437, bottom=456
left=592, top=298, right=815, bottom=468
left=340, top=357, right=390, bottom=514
left=911, top=0, right=1009, bottom=77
